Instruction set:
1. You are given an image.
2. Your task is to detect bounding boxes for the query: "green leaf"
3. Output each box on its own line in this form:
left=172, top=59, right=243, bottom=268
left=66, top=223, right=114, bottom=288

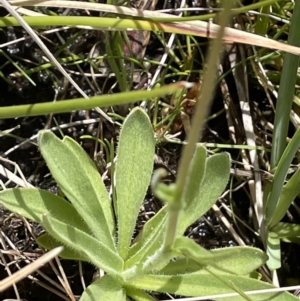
left=266, top=127, right=300, bottom=225
left=172, top=236, right=214, bottom=262
left=116, top=108, right=155, bottom=259
left=254, top=5, right=270, bottom=36
left=0, top=188, right=91, bottom=235
left=266, top=232, right=281, bottom=270
left=80, top=275, right=126, bottom=301
left=160, top=257, right=203, bottom=274
left=269, top=167, right=300, bottom=227
left=165, top=242, right=267, bottom=276
left=42, top=213, right=124, bottom=275
left=208, top=246, right=267, bottom=275
left=281, top=237, right=300, bottom=244
left=37, top=234, right=86, bottom=261
left=181, top=145, right=207, bottom=206
left=272, top=222, right=300, bottom=238
left=38, top=131, right=116, bottom=251
left=178, top=152, right=230, bottom=234
left=125, top=287, right=157, bottom=301
left=128, top=272, right=299, bottom=300
left=125, top=207, right=167, bottom=269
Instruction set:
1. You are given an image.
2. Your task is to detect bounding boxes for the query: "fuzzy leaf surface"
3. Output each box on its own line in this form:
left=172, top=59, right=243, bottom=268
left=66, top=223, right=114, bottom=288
left=128, top=272, right=298, bottom=300
left=125, top=207, right=167, bottom=269
left=172, top=236, right=214, bottom=262
left=42, top=214, right=123, bottom=275
left=165, top=242, right=266, bottom=276
left=80, top=275, right=126, bottom=301
left=207, top=246, right=267, bottom=275
left=178, top=152, right=230, bottom=234
left=39, top=131, right=116, bottom=250
left=125, top=287, right=157, bottom=301
left=37, top=234, right=86, bottom=261
left=179, top=145, right=206, bottom=207
left=0, top=188, right=91, bottom=235
left=116, top=108, right=155, bottom=259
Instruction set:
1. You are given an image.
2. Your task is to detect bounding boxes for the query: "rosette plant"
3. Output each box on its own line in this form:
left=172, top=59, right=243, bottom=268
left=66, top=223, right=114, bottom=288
left=0, top=107, right=297, bottom=301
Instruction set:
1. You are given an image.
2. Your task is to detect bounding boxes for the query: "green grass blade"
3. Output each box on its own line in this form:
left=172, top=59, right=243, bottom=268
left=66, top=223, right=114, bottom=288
left=171, top=238, right=267, bottom=276
left=269, top=167, right=300, bottom=227
left=270, top=0, right=300, bottom=169
left=0, top=81, right=190, bottom=118
left=266, top=127, right=300, bottom=225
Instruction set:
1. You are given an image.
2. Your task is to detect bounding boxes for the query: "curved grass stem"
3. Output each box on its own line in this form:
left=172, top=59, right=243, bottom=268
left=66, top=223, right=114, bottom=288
left=163, top=1, right=237, bottom=251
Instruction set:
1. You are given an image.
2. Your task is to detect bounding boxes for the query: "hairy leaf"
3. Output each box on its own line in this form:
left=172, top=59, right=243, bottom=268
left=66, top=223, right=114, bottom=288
left=39, top=131, right=116, bottom=251
left=116, top=108, right=155, bottom=259
left=37, top=234, right=86, bottom=261
left=125, top=207, right=167, bottom=269
left=0, top=188, right=91, bottom=235
left=128, top=272, right=298, bottom=300
left=178, top=152, right=230, bottom=234
left=42, top=214, right=123, bottom=275
left=80, top=275, right=126, bottom=301
left=166, top=241, right=266, bottom=276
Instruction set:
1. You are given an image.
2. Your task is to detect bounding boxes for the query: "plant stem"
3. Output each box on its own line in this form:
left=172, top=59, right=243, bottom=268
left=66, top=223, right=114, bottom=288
left=0, top=82, right=189, bottom=118
left=163, top=1, right=236, bottom=251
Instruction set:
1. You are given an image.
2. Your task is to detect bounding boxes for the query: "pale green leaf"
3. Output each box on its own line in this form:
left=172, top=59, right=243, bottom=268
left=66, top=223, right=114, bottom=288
left=266, top=232, right=281, bottom=270
left=180, top=145, right=206, bottom=207
left=178, top=152, right=230, bottom=234
left=272, top=222, right=300, bottom=238
left=0, top=188, right=91, bottom=235
left=172, top=236, right=214, bottom=262
left=160, top=257, right=203, bottom=275
left=80, top=275, right=126, bottom=301
left=208, top=246, right=267, bottom=275
left=128, top=272, right=298, bottom=300
left=281, top=237, right=300, bottom=244
left=37, top=234, right=86, bottom=261
left=116, top=107, right=155, bottom=259
left=42, top=213, right=124, bottom=275
left=38, top=131, right=116, bottom=251
left=125, top=287, right=156, bottom=301
left=152, top=181, right=176, bottom=204
left=269, top=167, right=300, bottom=227
left=161, top=256, right=260, bottom=277
left=165, top=242, right=266, bottom=276
left=125, top=207, right=167, bottom=268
